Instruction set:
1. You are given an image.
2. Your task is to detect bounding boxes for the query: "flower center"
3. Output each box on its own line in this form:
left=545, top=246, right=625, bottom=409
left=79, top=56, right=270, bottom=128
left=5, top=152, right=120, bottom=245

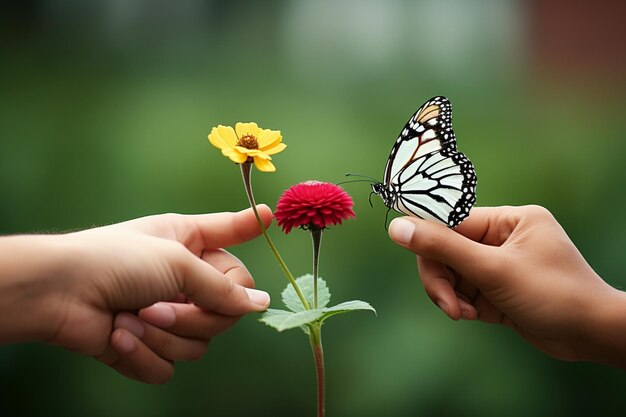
left=236, top=134, right=259, bottom=150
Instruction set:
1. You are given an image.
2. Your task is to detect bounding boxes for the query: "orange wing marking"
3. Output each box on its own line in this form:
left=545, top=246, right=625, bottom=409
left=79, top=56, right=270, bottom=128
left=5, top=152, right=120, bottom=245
left=415, top=104, right=440, bottom=124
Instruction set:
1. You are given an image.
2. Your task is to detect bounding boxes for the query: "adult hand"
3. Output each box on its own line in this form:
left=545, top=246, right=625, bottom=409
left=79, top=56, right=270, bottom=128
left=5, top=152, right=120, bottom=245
left=0, top=206, right=272, bottom=383
left=389, top=205, right=626, bottom=368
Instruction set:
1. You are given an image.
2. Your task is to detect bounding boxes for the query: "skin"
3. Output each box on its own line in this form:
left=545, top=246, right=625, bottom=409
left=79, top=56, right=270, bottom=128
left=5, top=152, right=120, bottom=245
left=389, top=205, right=626, bottom=369
left=0, top=205, right=273, bottom=384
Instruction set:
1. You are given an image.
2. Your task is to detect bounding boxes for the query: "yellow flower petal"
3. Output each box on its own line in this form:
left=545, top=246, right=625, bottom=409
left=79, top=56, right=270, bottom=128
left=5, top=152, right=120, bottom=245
left=234, top=147, right=272, bottom=159
left=208, top=127, right=227, bottom=150
left=228, top=149, right=249, bottom=164
left=253, top=156, right=275, bottom=172
left=263, top=142, right=287, bottom=156
left=257, top=128, right=282, bottom=149
left=208, top=125, right=237, bottom=150
left=235, top=122, right=259, bottom=139
left=217, top=125, right=237, bottom=147
left=234, top=146, right=249, bottom=154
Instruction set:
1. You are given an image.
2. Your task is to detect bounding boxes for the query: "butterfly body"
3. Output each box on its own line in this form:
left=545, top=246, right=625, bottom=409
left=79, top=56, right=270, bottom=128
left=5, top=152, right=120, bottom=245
left=372, top=96, right=477, bottom=228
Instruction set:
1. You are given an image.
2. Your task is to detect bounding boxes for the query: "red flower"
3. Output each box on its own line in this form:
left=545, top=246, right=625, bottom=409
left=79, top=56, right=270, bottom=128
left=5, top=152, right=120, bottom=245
left=274, top=181, right=355, bottom=234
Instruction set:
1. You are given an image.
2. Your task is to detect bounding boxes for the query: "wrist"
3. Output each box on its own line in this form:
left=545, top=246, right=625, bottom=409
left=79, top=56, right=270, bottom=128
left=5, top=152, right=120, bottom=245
left=0, top=234, right=74, bottom=344
left=582, top=283, right=626, bottom=368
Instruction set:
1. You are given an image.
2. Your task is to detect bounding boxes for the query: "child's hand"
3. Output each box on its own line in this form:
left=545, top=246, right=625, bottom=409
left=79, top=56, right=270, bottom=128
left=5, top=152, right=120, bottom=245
left=0, top=206, right=272, bottom=383
left=389, top=205, right=626, bottom=368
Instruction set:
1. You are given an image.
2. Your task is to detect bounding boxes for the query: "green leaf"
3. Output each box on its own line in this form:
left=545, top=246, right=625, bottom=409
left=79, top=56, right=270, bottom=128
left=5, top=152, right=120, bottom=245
left=259, top=308, right=324, bottom=332
left=281, top=274, right=331, bottom=312
left=260, top=300, right=376, bottom=333
left=319, top=300, right=376, bottom=323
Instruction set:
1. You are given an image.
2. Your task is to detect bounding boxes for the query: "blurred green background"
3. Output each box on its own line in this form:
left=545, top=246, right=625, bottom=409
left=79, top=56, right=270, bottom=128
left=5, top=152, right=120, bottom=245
left=2, top=1, right=626, bottom=416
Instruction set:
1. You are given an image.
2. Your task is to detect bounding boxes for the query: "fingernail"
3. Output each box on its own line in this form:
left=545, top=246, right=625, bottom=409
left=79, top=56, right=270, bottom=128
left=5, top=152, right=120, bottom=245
left=245, top=288, right=271, bottom=308
left=141, top=303, right=176, bottom=328
left=116, top=331, right=136, bottom=353
left=388, top=218, right=415, bottom=246
left=115, top=313, right=145, bottom=338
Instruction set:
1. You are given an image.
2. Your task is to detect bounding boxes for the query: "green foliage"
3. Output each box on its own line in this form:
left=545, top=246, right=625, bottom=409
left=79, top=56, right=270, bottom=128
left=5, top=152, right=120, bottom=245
left=317, top=300, right=376, bottom=320
left=260, top=275, right=376, bottom=332
left=259, top=300, right=376, bottom=333
left=259, top=309, right=325, bottom=332
left=281, top=274, right=331, bottom=311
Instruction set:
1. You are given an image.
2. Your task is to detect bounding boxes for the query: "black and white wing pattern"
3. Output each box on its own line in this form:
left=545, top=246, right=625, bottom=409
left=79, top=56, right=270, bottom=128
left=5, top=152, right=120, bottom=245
left=372, top=96, right=477, bottom=227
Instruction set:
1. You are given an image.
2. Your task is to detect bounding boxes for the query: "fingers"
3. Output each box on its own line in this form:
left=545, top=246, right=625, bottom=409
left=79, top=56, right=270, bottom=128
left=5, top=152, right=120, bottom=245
left=389, top=214, right=508, bottom=318
left=389, top=216, right=497, bottom=280
left=109, top=299, right=244, bottom=384
left=138, top=302, right=240, bottom=339
left=451, top=207, right=504, bottom=243
left=181, top=204, right=273, bottom=250
left=201, top=248, right=255, bottom=288
left=109, top=327, right=174, bottom=384
left=417, top=256, right=462, bottom=320
left=390, top=207, right=561, bottom=326
left=452, top=206, right=549, bottom=247
left=417, top=256, right=477, bottom=321
left=116, top=205, right=272, bottom=255
left=178, top=253, right=270, bottom=314
left=116, top=312, right=209, bottom=360
left=110, top=307, right=227, bottom=384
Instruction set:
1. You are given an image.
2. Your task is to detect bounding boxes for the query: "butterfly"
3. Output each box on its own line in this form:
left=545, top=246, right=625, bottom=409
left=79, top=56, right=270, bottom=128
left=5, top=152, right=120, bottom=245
left=370, top=96, right=477, bottom=228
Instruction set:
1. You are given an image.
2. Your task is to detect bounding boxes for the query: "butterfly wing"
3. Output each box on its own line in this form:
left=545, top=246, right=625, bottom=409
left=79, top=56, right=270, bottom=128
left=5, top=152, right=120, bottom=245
left=382, top=96, right=477, bottom=227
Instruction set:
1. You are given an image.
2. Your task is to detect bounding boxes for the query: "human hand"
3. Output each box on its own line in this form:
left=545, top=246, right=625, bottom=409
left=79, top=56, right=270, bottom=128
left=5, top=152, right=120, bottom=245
left=17, top=206, right=272, bottom=383
left=388, top=205, right=626, bottom=367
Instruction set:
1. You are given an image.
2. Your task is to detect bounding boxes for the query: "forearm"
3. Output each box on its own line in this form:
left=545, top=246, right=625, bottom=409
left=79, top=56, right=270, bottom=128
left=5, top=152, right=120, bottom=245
left=0, top=234, right=71, bottom=344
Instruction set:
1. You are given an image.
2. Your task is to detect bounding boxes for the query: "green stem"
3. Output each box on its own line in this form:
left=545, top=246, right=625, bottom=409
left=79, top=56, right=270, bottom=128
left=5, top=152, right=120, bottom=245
left=310, top=228, right=323, bottom=309
left=309, top=323, right=325, bottom=417
left=239, top=163, right=310, bottom=310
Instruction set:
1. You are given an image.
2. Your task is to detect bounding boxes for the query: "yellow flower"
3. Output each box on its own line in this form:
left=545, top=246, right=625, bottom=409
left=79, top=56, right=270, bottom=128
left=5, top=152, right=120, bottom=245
left=208, top=122, right=286, bottom=172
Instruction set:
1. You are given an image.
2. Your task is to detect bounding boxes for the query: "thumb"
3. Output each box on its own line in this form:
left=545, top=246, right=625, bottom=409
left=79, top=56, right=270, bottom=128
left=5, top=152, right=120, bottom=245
left=388, top=217, right=495, bottom=279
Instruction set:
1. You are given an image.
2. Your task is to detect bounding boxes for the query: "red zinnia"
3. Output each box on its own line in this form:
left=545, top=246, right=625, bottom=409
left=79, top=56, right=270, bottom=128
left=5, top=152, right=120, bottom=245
left=274, top=181, right=355, bottom=234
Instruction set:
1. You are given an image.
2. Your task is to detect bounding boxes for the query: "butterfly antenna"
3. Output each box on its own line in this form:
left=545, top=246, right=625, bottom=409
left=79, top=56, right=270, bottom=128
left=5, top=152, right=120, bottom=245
left=345, top=173, right=378, bottom=183
left=336, top=179, right=377, bottom=186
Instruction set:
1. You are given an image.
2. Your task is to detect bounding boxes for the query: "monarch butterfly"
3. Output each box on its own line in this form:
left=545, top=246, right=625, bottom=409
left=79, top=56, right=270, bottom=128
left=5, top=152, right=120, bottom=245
left=370, top=96, right=477, bottom=228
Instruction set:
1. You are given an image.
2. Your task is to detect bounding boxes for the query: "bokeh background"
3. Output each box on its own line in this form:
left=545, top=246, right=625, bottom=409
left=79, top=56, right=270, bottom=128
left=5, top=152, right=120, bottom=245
left=2, top=1, right=626, bottom=416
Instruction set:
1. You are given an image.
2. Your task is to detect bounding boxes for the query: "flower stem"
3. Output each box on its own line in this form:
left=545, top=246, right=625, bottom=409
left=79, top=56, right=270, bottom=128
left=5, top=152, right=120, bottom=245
left=239, top=163, right=310, bottom=310
left=310, top=228, right=323, bottom=309
left=309, top=323, right=325, bottom=417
